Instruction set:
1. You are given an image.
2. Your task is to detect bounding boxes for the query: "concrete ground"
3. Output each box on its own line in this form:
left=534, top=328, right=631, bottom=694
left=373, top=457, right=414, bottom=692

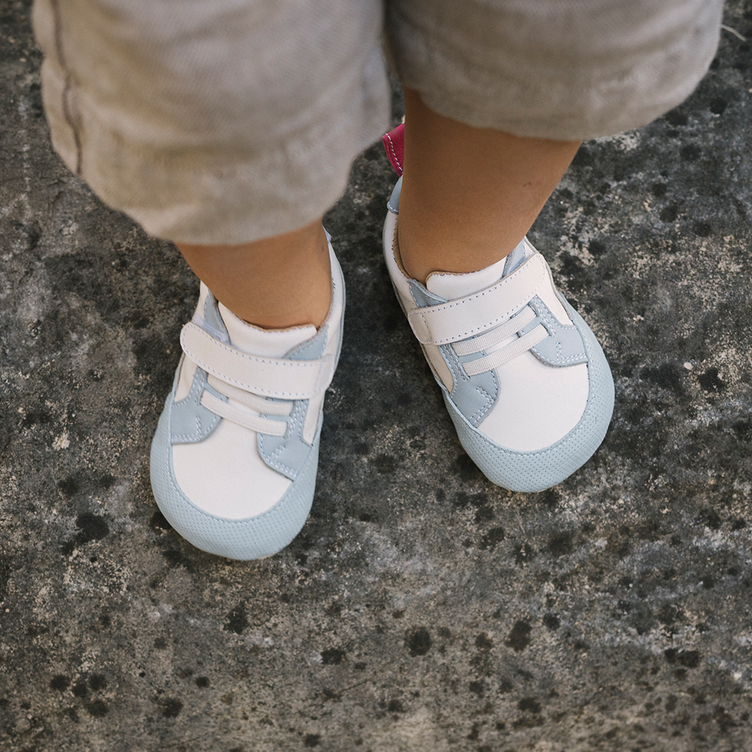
left=2, top=2, right=752, bottom=750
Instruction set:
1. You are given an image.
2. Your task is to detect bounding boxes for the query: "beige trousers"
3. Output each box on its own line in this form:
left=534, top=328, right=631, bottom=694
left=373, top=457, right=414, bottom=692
left=33, top=0, right=724, bottom=245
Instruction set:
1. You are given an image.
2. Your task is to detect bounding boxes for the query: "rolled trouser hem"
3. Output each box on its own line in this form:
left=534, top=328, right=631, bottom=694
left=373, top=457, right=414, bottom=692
left=387, top=0, right=724, bottom=140
left=33, top=0, right=390, bottom=245
left=41, top=56, right=389, bottom=245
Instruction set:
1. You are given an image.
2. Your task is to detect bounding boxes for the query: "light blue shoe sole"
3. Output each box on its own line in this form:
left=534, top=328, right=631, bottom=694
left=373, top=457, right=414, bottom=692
left=442, top=304, right=614, bottom=493
left=150, top=394, right=321, bottom=561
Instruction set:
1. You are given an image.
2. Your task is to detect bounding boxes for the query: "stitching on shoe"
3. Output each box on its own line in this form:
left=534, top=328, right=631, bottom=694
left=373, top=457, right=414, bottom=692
left=530, top=300, right=586, bottom=366
left=186, top=337, right=325, bottom=370
left=442, top=342, right=500, bottom=427
left=451, top=312, right=608, bottom=461
left=182, top=324, right=332, bottom=398
left=410, top=256, right=546, bottom=344
left=171, top=376, right=220, bottom=442
left=164, top=422, right=320, bottom=526
left=470, top=385, right=494, bottom=424
left=170, top=421, right=204, bottom=443
left=384, top=132, right=403, bottom=174
left=442, top=344, right=464, bottom=386
left=260, top=402, right=306, bottom=478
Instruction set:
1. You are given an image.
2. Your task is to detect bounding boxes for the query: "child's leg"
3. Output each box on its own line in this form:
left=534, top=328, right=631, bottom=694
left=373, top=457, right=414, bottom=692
left=176, top=220, right=331, bottom=330
left=398, top=88, right=580, bottom=283
left=382, top=0, right=723, bottom=492
left=33, top=0, right=388, bottom=560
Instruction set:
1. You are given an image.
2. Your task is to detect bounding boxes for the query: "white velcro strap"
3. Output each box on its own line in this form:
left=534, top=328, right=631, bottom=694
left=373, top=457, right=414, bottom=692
left=181, top=323, right=334, bottom=399
left=407, top=254, right=547, bottom=345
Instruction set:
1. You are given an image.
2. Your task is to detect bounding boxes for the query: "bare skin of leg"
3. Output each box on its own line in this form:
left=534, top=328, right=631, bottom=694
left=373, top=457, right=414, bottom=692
left=177, top=88, right=578, bottom=330
left=177, top=219, right=331, bottom=330
left=397, top=88, right=581, bottom=284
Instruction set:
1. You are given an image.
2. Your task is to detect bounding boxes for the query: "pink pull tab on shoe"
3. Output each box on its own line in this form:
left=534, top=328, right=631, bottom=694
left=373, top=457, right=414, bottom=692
left=382, top=123, right=405, bottom=176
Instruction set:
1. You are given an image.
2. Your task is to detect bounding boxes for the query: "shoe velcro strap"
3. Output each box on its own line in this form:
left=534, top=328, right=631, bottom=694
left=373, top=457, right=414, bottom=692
left=181, top=322, right=335, bottom=400
left=407, top=254, right=547, bottom=346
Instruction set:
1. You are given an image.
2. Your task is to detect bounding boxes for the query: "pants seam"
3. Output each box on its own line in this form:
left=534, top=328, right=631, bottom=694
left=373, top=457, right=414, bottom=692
left=50, top=0, right=82, bottom=175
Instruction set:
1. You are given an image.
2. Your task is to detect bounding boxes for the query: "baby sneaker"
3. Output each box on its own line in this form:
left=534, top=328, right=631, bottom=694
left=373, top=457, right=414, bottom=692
left=150, top=242, right=344, bottom=559
left=383, top=176, right=614, bottom=493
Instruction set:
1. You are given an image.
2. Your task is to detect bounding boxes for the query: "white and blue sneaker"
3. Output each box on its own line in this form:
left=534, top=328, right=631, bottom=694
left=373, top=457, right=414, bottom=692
left=384, top=177, right=614, bottom=492
left=150, top=242, right=344, bottom=560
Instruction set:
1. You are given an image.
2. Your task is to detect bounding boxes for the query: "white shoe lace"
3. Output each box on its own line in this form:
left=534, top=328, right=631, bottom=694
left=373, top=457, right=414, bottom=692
left=200, top=375, right=291, bottom=437
left=454, top=306, right=547, bottom=377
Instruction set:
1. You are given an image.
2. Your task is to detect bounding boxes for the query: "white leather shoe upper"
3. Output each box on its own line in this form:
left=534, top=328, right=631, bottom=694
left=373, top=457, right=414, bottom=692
left=171, top=243, right=344, bottom=519
left=383, top=212, right=589, bottom=452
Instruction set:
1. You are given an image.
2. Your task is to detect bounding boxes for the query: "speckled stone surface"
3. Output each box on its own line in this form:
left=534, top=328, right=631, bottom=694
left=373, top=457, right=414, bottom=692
left=2, top=2, right=752, bottom=750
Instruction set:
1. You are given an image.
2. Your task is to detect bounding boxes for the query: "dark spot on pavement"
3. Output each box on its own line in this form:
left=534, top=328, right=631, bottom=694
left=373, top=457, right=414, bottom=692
left=651, top=182, right=668, bottom=198
left=659, top=205, right=679, bottom=223
left=664, top=648, right=701, bottom=668
left=469, top=680, right=486, bottom=697
left=155, top=697, right=183, bottom=718
left=405, top=627, right=432, bottom=656
left=89, top=674, right=107, bottom=690
left=475, top=633, right=493, bottom=651
left=58, top=477, right=79, bottom=497
left=49, top=675, right=70, bottom=691
left=681, top=144, right=701, bottom=161
left=589, top=239, right=606, bottom=256
left=480, top=527, right=505, bottom=550
left=697, top=508, right=722, bottom=530
left=85, top=700, right=108, bottom=717
left=225, top=603, right=248, bottom=634
left=543, top=613, right=560, bottom=631
left=373, top=454, right=396, bottom=473
left=664, top=109, right=688, bottom=127
left=474, top=505, right=494, bottom=523
left=640, top=363, right=684, bottom=395
left=698, top=367, right=725, bottom=393
left=321, top=648, right=346, bottom=665
left=72, top=680, right=88, bottom=698
left=76, top=513, right=109, bottom=544
left=710, top=97, right=727, bottom=115
left=518, top=697, right=542, bottom=714
left=150, top=511, right=171, bottom=532
left=161, top=548, right=192, bottom=569
left=547, top=531, right=573, bottom=557
left=506, top=620, right=532, bottom=652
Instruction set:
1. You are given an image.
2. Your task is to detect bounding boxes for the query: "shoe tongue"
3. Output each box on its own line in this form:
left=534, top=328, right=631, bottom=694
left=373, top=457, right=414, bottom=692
left=218, top=301, right=316, bottom=358
left=425, top=239, right=530, bottom=299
